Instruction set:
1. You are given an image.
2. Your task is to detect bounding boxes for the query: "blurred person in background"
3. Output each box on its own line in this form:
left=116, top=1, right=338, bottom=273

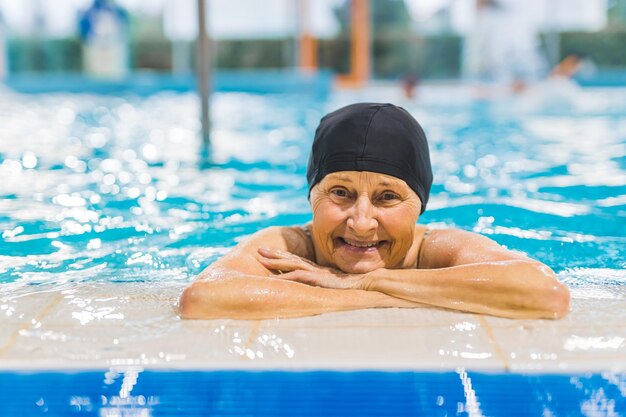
left=79, top=0, right=129, bottom=79
left=463, top=0, right=546, bottom=96
left=401, top=72, right=420, bottom=100
left=512, top=53, right=597, bottom=112
left=550, top=54, right=584, bottom=79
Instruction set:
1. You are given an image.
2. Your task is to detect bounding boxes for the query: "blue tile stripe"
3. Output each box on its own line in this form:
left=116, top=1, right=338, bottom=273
left=0, top=370, right=624, bottom=416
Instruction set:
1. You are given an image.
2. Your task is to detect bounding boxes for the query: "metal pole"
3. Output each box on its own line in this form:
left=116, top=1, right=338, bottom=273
left=296, top=0, right=318, bottom=73
left=197, top=0, right=211, bottom=146
left=352, top=0, right=370, bottom=84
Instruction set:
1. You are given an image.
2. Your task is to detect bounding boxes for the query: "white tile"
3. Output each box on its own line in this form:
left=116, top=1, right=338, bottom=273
left=484, top=297, right=626, bottom=329
left=40, top=282, right=182, bottom=327
left=1, top=318, right=256, bottom=368
left=0, top=323, right=22, bottom=360
left=489, top=324, right=626, bottom=372
left=0, top=290, right=60, bottom=325
left=1, top=309, right=506, bottom=371
left=2, top=280, right=624, bottom=373
left=258, top=306, right=481, bottom=329
left=248, top=319, right=505, bottom=370
left=477, top=292, right=626, bottom=372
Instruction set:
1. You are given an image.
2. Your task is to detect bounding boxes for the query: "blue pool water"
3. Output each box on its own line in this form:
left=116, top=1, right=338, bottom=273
left=0, top=86, right=624, bottom=290
left=0, top=85, right=625, bottom=416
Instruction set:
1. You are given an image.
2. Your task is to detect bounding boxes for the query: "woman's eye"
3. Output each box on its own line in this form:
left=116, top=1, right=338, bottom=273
left=330, top=188, right=349, bottom=197
left=381, top=192, right=400, bottom=201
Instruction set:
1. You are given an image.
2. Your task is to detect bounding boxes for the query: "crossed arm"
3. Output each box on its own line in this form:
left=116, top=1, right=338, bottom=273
left=179, top=226, right=570, bottom=320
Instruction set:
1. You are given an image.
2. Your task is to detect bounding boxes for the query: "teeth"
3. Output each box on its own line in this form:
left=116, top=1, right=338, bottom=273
left=344, top=239, right=378, bottom=248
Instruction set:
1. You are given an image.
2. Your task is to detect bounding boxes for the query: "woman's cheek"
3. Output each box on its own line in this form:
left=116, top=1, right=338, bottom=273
left=315, top=200, right=346, bottom=226
left=387, top=205, right=418, bottom=228
left=311, top=201, right=343, bottom=262
left=385, top=207, right=417, bottom=249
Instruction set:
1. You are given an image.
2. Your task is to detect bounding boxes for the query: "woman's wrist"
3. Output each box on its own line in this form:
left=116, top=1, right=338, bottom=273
left=360, top=269, right=385, bottom=291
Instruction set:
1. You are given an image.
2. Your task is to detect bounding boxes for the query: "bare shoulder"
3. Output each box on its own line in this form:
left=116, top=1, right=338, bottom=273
left=228, top=225, right=311, bottom=253
left=200, top=225, right=313, bottom=278
left=418, top=227, right=534, bottom=269
left=278, top=224, right=316, bottom=260
left=243, top=224, right=314, bottom=259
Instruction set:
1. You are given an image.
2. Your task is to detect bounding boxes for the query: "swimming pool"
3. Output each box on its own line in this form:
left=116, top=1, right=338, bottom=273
left=0, top=84, right=625, bottom=415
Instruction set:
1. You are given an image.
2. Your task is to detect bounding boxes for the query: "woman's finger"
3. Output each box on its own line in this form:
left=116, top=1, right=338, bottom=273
left=259, top=256, right=316, bottom=273
left=258, top=257, right=298, bottom=272
left=258, top=247, right=300, bottom=260
left=257, top=248, right=321, bottom=269
left=277, top=269, right=361, bottom=290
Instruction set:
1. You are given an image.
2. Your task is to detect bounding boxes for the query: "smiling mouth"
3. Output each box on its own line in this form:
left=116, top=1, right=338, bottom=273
left=336, top=237, right=388, bottom=251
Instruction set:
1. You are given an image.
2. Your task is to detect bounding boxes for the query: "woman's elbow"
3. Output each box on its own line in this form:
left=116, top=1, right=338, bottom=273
left=532, top=263, right=570, bottom=319
left=516, top=262, right=570, bottom=319
left=178, top=280, right=231, bottom=320
left=546, top=282, right=570, bottom=319
left=178, top=282, right=207, bottom=319
left=178, top=278, right=273, bottom=320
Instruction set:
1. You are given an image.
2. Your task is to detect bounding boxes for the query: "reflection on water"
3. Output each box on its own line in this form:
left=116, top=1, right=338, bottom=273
left=0, top=92, right=313, bottom=299
left=436, top=320, right=493, bottom=360
left=564, top=335, right=625, bottom=352
left=457, top=367, right=485, bottom=417
left=100, top=367, right=157, bottom=417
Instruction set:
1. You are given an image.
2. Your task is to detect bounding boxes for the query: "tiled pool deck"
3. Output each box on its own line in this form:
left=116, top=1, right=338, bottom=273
left=0, top=282, right=624, bottom=372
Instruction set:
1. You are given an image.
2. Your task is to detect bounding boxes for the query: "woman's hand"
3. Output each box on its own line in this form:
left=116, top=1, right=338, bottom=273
left=257, top=247, right=367, bottom=290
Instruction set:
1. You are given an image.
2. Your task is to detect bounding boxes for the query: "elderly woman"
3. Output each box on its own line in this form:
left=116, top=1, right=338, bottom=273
left=179, top=103, right=570, bottom=320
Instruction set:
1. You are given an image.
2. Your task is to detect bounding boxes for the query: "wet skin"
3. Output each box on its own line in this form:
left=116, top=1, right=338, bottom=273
left=180, top=174, right=571, bottom=320
left=309, top=171, right=423, bottom=274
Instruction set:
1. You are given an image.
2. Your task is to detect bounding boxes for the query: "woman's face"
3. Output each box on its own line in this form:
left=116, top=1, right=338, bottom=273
left=309, top=171, right=422, bottom=274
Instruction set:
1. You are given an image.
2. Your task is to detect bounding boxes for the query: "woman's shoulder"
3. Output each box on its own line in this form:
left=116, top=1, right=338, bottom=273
left=415, top=226, right=523, bottom=269
left=414, top=225, right=461, bottom=256
left=415, top=225, right=482, bottom=268
left=287, top=224, right=316, bottom=260
left=251, top=224, right=315, bottom=261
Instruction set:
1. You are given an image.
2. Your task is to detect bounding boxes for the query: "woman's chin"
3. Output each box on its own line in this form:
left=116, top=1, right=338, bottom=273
left=331, top=240, right=389, bottom=273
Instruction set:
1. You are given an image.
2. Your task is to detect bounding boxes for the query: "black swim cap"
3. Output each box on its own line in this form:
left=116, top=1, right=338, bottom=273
left=307, top=103, right=433, bottom=214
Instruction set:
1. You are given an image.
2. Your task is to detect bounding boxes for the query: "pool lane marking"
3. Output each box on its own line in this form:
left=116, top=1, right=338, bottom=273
left=0, top=292, right=65, bottom=358
left=478, top=315, right=511, bottom=371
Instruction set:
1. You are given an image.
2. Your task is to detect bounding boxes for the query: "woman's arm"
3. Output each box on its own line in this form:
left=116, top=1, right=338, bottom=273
left=179, top=270, right=419, bottom=320
left=265, top=229, right=570, bottom=319
left=364, top=260, right=569, bottom=319
left=407, top=228, right=570, bottom=318
left=178, top=226, right=422, bottom=320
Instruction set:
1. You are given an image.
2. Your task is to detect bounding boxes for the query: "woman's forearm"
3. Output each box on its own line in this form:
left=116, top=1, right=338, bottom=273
left=364, top=261, right=570, bottom=319
left=179, top=273, right=422, bottom=320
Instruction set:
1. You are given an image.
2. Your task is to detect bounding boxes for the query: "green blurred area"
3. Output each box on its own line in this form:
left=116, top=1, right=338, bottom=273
left=559, top=31, right=626, bottom=68
left=4, top=0, right=626, bottom=79
left=8, top=32, right=626, bottom=79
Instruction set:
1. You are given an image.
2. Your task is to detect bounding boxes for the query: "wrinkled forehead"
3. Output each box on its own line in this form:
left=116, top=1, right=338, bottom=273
left=319, top=171, right=413, bottom=191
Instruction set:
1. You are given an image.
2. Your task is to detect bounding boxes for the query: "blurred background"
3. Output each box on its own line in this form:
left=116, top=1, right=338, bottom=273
left=0, top=0, right=625, bottom=89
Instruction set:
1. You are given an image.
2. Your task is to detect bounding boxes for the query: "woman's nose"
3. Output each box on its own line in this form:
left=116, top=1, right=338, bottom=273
left=346, top=196, right=377, bottom=234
